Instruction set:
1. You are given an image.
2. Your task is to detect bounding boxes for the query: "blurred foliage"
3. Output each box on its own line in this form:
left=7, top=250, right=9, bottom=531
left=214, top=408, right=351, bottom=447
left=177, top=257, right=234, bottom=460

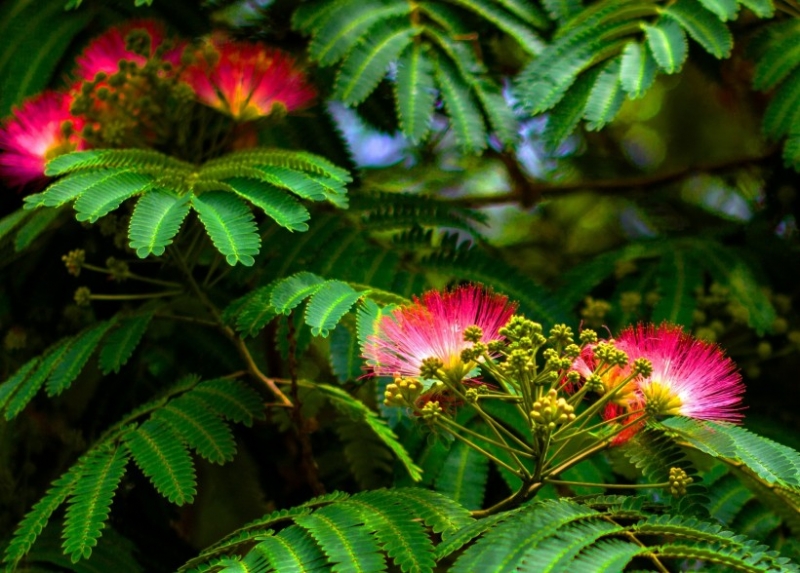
left=1, top=0, right=800, bottom=571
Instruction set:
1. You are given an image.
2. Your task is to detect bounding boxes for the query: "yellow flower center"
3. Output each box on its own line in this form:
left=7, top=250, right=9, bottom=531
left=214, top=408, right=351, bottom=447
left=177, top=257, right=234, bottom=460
left=642, top=381, right=683, bottom=416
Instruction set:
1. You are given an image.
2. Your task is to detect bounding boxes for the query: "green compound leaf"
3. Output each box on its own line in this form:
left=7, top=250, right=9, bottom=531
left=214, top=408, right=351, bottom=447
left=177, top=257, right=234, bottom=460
left=662, top=0, right=733, bottom=59
left=294, top=503, right=387, bottom=572
left=644, top=19, right=688, bottom=74
left=3, top=455, right=86, bottom=568
left=271, top=272, right=327, bottom=315
left=333, top=19, right=416, bottom=105
left=5, top=337, right=73, bottom=420
left=305, top=281, right=367, bottom=337
left=309, top=0, right=411, bottom=66
left=190, top=378, right=265, bottom=427
left=62, top=445, right=129, bottom=563
left=651, top=249, right=702, bottom=327
left=737, top=0, right=774, bottom=17
left=232, top=284, right=279, bottom=337
left=542, top=68, right=601, bottom=151
left=14, top=207, right=62, bottom=252
left=763, top=69, right=800, bottom=139
left=446, top=0, right=545, bottom=55
left=73, top=172, right=153, bottom=223
left=0, top=0, right=90, bottom=116
left=192, top=191, right=261, bottom=266
left=25, top=168, right=128, bottom=209
left=0, top=208, right=30, bottom=242
left=226, top=177, right=310, bottom=232
left=125, top=419, right=197, bottom=505
left=0, top=356, right=40, bottom=412
left=318, top=383, right=422, bottom=481
left=45, top=148, right=193, bottom=176
left=436, top=56, right=487, bottom=152
left=583, top=57, right=625, bottom=130
left=99, top=312, right=154, bottom=375
left=697, top=0, right=738, bottom=21
left=45, top=320, right=115, bottom=397
left=153, top=394, right=236, bottom=465
left=619, top=41, right=657, bottom=99
left=434, top=435, right=489, bottom=511
left=753, top=22, right=800, bottom=91
left=473, top=78, right=518, bottom=145
left=395, top=43, right=437, bottom=144
left=128, top=189, right=191, bottom=258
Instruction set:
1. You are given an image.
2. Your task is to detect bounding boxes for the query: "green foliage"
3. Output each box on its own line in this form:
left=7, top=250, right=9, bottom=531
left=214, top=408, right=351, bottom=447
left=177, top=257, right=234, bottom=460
left=2, top=377, right=264, bottom=569
left=22, top=148, right=351, bottom=264
left=0, top=0, right=90, bottom=116
left=181, top=488, right=472, bottom=572
left=294, top=0, right=540, bottom=150
left=516, top=0, right=769, bottom=147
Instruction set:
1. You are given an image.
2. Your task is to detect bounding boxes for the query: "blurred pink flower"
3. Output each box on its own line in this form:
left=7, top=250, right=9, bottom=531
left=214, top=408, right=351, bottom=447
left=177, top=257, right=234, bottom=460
left=74, top=19, right=184, bottom=81
left=182, top=37, right=316, bottom=121
left=0, top=92, right=84, bottom=187
left=615, top=323, right=744, bottom=422
left=364, top=285, right=517, bottom=383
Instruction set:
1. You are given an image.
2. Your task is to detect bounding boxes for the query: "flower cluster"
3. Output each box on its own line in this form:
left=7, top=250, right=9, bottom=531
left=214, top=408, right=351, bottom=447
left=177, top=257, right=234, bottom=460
left=575, top=323, right=744, bottom=426
left=368, top=285, right=745, bottom=445
left=181, top=36, right=316, bottom=122
left=0, top=19, right=315, bottom=188
left=364, top=284, right=517, bottom=404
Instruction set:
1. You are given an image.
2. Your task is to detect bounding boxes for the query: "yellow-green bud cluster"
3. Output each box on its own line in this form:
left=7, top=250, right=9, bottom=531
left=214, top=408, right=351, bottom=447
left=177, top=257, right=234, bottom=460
left=584, top=373, right=605, bottom=394
left=500, top=316, right=543, bottom=341
left=74, top=287, right=92, bottom=307
left=530, top=389, right=576, bottom=430
left=593, top=341, right=628, bottom=367
left=419, top=357, right=444, bottom=380
left=579, top=329, right=598, bottom=344
left=383, top=376, right=423, bottom=407
left=503, top=348, right=536, bottom=378
left=463, top=325, right=483, bottom=343
left=633, top=358, right=653, bottom=378
left=461, top=341, right=488, bottom=362
left=62, top=249, right=86, bottom=277
left=548, top=324, right=574, bottom=346
left=106, top=257, right=130, bottom=282
left=668, top=467, right=694, bottom=496
left=421, top=401, right=443, bottom=421
left=465, top=388, right=479, bottom=403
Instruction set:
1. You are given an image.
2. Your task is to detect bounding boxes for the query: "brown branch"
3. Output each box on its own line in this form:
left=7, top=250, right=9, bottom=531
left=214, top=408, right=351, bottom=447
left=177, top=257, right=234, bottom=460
left=287, top=311, right=326, bottom=496
left=446, top=149, right=779, bottom=208
left=170, top=246, right=292, bottom=406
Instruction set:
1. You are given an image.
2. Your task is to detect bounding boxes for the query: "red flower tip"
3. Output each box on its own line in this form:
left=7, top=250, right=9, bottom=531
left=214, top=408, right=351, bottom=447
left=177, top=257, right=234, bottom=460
left=0, top=91, right=85, bottom=188
left=364, top=284, right=517, bottom=383
left=74, top=19, right=184, bottom=81
left=181, top=36, right=316, bottom=121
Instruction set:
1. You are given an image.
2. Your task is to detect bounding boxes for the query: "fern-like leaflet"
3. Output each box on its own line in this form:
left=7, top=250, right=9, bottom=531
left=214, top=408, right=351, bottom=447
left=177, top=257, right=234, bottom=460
left=2, top=377, right=265, bottom=568
left=19, top=148, right=352, bottom=264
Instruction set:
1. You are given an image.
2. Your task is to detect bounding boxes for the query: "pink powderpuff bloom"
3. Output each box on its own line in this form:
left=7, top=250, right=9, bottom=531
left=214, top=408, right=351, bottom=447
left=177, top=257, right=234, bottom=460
left=181, top=37, right=316, bottom=121
left=364, top=285, right=517, bottom=384
left=615, top=323, right=745, bottom=422
left=0, top=91, right=85, bottom=188
left=74, top=19, right=184, bottom=81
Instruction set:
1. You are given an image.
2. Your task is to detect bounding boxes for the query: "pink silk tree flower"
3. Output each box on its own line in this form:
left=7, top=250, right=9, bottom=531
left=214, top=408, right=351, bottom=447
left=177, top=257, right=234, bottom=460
left=74, top=19, right=184, bottom=81
left=0, top=91, right=84, bottom=188
left=181, top=37, right=316, bottom=121
left=364, top=285, right=517, bottom=385
left=615, top=323, right=745, bottom=422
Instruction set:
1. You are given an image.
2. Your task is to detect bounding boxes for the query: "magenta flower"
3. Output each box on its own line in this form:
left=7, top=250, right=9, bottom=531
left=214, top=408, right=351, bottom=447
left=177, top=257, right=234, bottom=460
left=181, top=37, right=316, bottom=121
left=74, top=19, right=184, bottom=81
left=615, top=323, right=745, bottom=422
left=0, top=91, right=84, bottom=188
left=364, top=285, right=517, bottom=384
